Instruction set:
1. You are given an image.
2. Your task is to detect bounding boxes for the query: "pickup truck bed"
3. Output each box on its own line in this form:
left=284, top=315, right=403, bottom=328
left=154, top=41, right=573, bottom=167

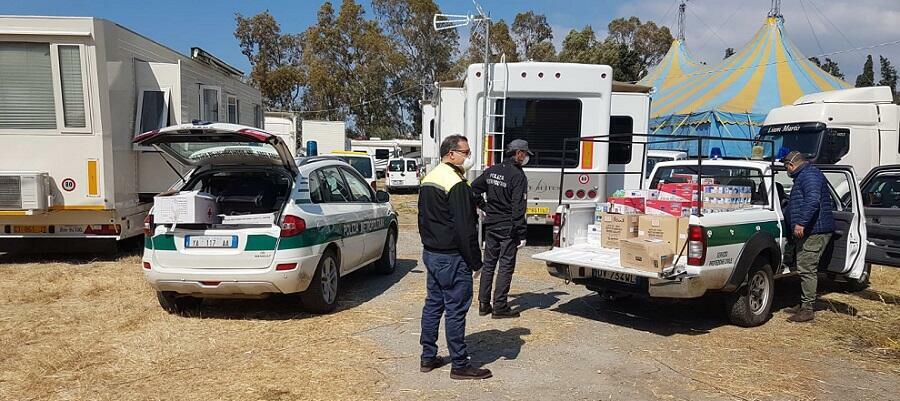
left=533, top=245, right=687, bottom=280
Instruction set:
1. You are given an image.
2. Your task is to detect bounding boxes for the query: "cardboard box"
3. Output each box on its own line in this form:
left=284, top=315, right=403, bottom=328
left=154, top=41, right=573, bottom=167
left=586, top=224, right=602, bottom=245
left=638, top=215, right=686, bottom=254
left=220, top=213, right=276, bottom=225
left=619, top=238, right=674, bottom=272
left=625, top=189, right=659, bottom=199
left=153, top=191, right=219, bottom=224
left=600, top=212, right=639, bottom=249
left=645, top=199, right=692, bottom=216
left=676, top=217, right=689, bottom=254
left=608, top=196, right=645, bottom=214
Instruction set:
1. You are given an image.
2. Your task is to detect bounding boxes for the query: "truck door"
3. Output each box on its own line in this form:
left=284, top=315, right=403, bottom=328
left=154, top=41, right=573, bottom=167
left=858, top=166, right=900, bottom=268
left=817, top=166, right=868, bottom=279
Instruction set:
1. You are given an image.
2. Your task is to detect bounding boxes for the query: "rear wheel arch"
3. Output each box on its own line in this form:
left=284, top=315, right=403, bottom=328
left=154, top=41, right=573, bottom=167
left=323, top=242, right=342, bottom=271
left=724, top=231, right=781, bottom=292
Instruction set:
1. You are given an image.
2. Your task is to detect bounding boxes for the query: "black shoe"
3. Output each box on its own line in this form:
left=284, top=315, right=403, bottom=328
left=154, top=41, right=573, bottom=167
left=450, top=366, right=492, bottom=380
left=478, top=302, right=492, bottom=316
left=491, top=307, right=520, bottom=319
left=787, top=308, right=815, bottom=323
left=420, top=356, right=448, bottom=373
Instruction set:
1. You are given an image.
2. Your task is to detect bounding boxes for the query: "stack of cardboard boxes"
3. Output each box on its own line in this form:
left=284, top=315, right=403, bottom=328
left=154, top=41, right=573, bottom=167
left=586, top=178, right=752, bottom=274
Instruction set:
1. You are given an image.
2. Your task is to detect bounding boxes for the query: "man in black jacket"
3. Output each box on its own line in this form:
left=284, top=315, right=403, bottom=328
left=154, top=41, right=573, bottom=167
left=417, top=135, right=491, bottom=380
left=472, top=139, right=531, bottom=319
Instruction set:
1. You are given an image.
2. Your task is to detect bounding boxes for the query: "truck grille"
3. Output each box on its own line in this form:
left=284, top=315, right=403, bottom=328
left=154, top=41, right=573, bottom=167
left=0, top=176, right=22, bottom=209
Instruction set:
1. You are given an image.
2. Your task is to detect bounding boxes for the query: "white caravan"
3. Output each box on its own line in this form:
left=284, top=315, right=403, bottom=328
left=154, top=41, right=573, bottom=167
left=264, top=111, right=299, bottom=156
left=420, top=100, right=437, bottom=169
left=759, top=86, right=900, bottom=179
left=0, top=16, right=262, bottom=252
left=426, top=63, right=648, bottom=224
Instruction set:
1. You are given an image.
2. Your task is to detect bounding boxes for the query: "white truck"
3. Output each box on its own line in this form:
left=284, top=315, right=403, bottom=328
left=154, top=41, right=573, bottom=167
left=264, top=111, right=299, bottom=156
left=0, top=16, right=262, bottom=253
left=301, top=120, right=348, bottom=156
left=425, top=61, right=651, bottom=225
left=534, top=147, right=869, bottom=327
left=759, top=86, right=900, bottom=180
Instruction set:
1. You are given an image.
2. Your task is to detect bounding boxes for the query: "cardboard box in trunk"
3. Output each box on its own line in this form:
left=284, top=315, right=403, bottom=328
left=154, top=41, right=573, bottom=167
left=619, top=238, right=674, bottom=273
left=600, top=212, right=639, bottom=249
left=153, top=190, right=219, bottom=224
left=638, top=215, right=689, bottom=254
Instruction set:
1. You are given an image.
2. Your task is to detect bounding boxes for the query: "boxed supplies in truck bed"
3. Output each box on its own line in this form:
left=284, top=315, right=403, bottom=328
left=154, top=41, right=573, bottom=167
left=638, top=215, right=689, bottom=254
left=153, top=191, right=219, bottom=224
left=600, top=212, right=639, bottom=248
left=619, top=238, right=674, bottom=272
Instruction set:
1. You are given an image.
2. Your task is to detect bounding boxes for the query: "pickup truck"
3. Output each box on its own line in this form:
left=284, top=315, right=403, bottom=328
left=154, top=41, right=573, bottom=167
left=857, top=165, right=900, bottom=275
left=534, top=160, right=870, bottom=327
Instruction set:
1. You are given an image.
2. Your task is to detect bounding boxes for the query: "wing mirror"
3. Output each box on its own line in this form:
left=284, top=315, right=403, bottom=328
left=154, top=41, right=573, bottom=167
left=376, top=190, right=390, bottom=203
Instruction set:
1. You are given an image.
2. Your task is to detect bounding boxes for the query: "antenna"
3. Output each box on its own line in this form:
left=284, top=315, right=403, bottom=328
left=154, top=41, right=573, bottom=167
left=676, top=1, right=687, bottom=42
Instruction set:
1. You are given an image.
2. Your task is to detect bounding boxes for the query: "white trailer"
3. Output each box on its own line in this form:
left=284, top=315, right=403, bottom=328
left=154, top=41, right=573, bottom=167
left=301, top=120, right=348, bottom=155
left=759, top=86, right=900, bottom=179
left=420, top=100, right=436, bottom=169
left=425, top=63, right=648, bottom=224
left=0, top=16, right=262, bottom=252
left=264, top=111, right=299, bottom=156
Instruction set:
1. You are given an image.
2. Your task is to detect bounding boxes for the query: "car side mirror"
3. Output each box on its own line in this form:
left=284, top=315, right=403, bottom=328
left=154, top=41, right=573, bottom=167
left=376, top=190, right=390, bottom=203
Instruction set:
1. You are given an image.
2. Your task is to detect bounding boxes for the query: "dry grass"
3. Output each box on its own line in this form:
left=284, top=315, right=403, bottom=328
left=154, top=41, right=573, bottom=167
left=0, top=255, right=395, bottom=401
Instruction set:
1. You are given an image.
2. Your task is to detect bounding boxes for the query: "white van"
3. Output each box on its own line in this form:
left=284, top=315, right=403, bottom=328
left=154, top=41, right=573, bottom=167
left=386, top=158, right=420, bottom=192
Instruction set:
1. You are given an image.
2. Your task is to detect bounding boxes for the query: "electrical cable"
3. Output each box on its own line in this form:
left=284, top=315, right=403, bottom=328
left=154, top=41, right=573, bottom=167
left=799, top=0, right=825, bottom=55
left=292, top=84, right=425, bottom=114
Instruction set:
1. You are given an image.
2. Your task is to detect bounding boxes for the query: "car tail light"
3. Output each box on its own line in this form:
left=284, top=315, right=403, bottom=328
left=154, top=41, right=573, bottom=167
left=142, top=262, right=151, bottom=270
left=576, top=190, right=585, bottom=199
left=85, top=224, right=121, bottom=235
left=276, top=263, right=298, bottom=271
left=552, top=213, right=562, bottom=247
left=687, top=225, right=706, bottom=265
left=280, top=215, right=306, bottom=237
left=143, top=214, right=154, bottom=237
left=565, top=190, right=574, bottom=199
left=587, top=189, right=597, bottom=199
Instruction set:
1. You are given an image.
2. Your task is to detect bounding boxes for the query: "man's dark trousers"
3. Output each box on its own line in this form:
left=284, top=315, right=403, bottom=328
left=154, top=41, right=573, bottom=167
left=420, top=249, right=473, bottom=370
left=479, top=224, right=517, bottom=310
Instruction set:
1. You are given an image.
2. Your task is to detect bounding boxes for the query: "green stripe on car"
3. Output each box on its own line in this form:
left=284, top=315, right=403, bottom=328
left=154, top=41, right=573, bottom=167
left=706, top=221, right=780, bottom=247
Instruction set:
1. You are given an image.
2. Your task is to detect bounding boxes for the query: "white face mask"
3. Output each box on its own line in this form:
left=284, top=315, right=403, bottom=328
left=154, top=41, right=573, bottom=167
left=521, top=155, right=530, bottom=166
left=461, top=155, right=475, bottom=171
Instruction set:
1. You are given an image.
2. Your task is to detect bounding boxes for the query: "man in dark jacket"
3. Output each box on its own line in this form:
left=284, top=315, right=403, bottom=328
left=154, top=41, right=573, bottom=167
left=471, top=139, right=531, bottom=319
left=782, top=151, right=835, bottom=323
left=417, top=135, right=492, bottom=380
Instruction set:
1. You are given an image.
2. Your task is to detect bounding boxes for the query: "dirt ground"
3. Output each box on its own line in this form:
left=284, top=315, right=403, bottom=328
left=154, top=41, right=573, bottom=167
left=1, top=193, right=898, bottom=400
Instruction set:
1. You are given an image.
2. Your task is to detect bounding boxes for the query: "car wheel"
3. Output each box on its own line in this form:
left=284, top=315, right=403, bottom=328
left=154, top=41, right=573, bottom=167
left=373, top=228, right=397, bottom=275
left=301, top=250, right=340, bottom=313
left=842, top=262, right=871, bottom=292
left=156, top=291, right=202, bottom=315
left=725, top=262, right=774, bottom=327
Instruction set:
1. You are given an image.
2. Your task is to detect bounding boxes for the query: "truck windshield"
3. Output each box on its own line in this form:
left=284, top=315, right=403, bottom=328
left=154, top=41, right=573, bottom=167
left=494, top=98, right=582, bottom=168
left=650, top=165, right=769, bottom=205
left=757, top=122, right=825, bottom=161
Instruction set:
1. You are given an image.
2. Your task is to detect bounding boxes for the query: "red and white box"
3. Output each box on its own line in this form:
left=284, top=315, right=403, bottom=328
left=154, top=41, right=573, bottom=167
left=645, top=199, right=692, bottom=217
left=625, top=189, right=659, bottom=199
left=608, top=196, right=645, bottom=214
left=658, top=183, right=699, bottom=202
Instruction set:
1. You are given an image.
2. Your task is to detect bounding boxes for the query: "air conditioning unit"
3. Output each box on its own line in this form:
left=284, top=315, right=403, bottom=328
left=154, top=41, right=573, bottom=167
left=0, top=173, right=50, bottom=211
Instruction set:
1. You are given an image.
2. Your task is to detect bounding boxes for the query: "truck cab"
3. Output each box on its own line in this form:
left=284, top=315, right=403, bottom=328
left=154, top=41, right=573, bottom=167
left=534, top=158, right=868, bottom=327
left=759, top=86, right=900, bottom=179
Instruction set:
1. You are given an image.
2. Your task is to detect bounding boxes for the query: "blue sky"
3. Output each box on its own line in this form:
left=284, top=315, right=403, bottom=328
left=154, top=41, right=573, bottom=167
left=6, top=0, right=900, bottom=80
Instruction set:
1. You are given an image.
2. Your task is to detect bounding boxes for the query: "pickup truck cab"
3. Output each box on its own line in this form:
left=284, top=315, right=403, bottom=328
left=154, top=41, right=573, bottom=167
left=135, top=123, right=398, bottom=314
left=534, top=159, right=868, bottom=326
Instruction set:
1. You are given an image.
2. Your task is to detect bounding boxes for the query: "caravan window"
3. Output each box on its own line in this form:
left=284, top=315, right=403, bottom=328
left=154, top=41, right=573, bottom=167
left=609, top=116, right=633, bottom=165
left=57, top=46, right=86, bottom=128
left=495, top=98, right=582, bottom=168
left=0, top=42, right=56, bottom=130
left=136, top=89, right=170, bottom=134
left=201, top=86, right=221, bottom=122
left=227, top=96, right=240, bottom=124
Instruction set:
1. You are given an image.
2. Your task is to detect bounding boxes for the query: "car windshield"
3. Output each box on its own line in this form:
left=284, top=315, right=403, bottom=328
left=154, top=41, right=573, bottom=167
left=388, top=160, right=403, bottom=172
left=333, top=156, right=373, bottom=178
left=862, top=171, right=900, bottom=208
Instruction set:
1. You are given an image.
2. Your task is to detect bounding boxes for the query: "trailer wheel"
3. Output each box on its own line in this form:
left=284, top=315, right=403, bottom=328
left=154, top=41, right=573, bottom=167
left=156, top=291, right=202, bottom=315
left=301, top=249, right=340, bottom=313
left=842, top=262, right=871, bottom=292
left=725, top=261, right=774, bottom=327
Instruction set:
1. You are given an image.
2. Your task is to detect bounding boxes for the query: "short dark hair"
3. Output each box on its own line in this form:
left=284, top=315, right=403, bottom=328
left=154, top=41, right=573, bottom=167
left=440, top=135, right=468, bottom=157
left=781, top=150, right=806, bottom=164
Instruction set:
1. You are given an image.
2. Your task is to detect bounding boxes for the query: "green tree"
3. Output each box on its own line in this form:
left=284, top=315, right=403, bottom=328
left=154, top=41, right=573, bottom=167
left=878, top=55, right=898, bottom=102
left=372, top=0, right=459, bottom=136
left=558, top=26, right=602, bottom=64
left=856, top=55, right=875, bottom=87
left=809, top=56, right=822, bottom=66
left=821, top=58, right=844, bottom=80
left=234, top=12, right=304, bottom=109
left=511, top=11, right=556, bottom=61
left=466, top=19, right=520, bottom=65
left=606, top=16, right=673, bottom=79
left=724, top=48, right=735, bottom=59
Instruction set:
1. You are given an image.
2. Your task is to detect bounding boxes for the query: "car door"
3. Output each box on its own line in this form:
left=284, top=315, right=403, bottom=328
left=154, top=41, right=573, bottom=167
left=858, top=165, right=900, bottom=268
left=340, top=166, right=385, bottom=265
left=816, top=166, right=868, bottom=279
left=406, top=159, right=419, bottom=186
left=316, top=166, right=366, bottom=272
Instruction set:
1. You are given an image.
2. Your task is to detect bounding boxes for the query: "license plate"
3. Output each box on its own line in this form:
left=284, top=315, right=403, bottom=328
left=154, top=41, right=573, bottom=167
left=527, top=207, right=550, bottom=215
left=392, top=180, right=403, bottom=185
left=591, top=269, right=638, bottom=285
left=13, top=225, right=47, bottom=234
left=185, top=235, right=238, bottom=248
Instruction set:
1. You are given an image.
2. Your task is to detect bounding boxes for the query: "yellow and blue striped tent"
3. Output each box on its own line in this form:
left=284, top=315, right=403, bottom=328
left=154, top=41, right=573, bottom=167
left=638, top=39, right=707, bottom=91
left=648, top=16, right=852, bottom=156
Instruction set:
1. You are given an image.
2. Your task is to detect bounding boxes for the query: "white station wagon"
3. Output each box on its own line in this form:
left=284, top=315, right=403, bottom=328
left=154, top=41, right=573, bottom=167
left=135, top=123, right=398, bottom=314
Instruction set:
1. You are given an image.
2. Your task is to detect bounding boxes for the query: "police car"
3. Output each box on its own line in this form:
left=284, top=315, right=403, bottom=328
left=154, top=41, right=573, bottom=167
left=135, top=123, right=398, bottom=314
